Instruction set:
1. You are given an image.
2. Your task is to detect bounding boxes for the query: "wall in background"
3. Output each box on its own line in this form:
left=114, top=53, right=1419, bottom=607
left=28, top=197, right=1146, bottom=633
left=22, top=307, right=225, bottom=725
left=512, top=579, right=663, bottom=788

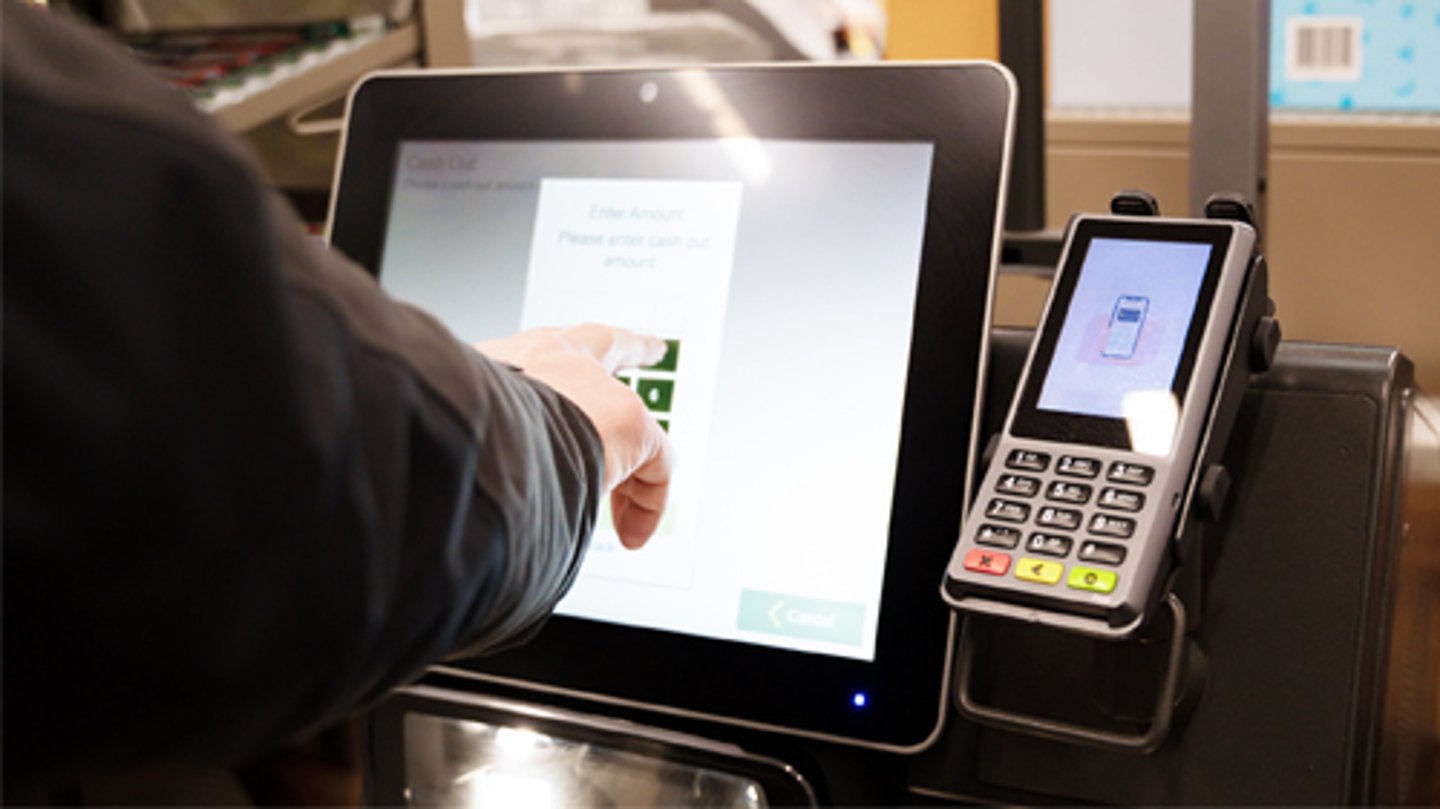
left=885, top=0, right=997, bottom=60
left=992, top=113, right=1440, bottom=389
left=1048, top=0, right=1192, bottom=108
left=1046, top=0, right=1440, bottom=112
left=887, top=1, right=1440, bottom=384
left=1271, top=0, right=1440, bottom=112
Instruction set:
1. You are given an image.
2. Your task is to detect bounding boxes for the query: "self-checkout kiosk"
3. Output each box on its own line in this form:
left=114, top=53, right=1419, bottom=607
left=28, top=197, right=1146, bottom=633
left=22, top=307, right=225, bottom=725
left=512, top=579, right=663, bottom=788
left=327, top=55, right=1438, bottom=808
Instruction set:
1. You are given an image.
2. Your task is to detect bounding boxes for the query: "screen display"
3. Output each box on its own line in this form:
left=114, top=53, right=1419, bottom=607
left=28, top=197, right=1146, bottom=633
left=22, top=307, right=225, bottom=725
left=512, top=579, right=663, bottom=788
left=1036, top=237, right=1212, bottom=420
left=379, top=138, right=935, bottom=662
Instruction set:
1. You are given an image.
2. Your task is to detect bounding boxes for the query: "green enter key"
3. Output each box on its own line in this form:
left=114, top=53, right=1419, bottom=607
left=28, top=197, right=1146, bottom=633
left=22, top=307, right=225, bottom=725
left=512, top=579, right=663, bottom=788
left=1067, top=566, right=1117, bottom=594
left=737, top=589, right=865, bottom=647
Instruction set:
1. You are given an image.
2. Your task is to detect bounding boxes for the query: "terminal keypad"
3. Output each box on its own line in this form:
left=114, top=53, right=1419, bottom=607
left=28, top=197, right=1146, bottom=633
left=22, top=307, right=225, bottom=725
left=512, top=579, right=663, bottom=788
left=1026, top=532, right=1073, bottom=557
left=1078, top=541, right=1127, bottom=566
left=975, top=524, right=1021, bottom=549
left=996, top=474, right=1041, bottom=497
left=968, top=449, right=1155, bottom=594
left=1107, top=461, right=1154, bottom=486
left=1098, top=487, right=1145, bottom=512
left=1036, top=506, right=1082, bottom=531
left=1046, top=481, right=1092, bottom=504
left=1088, top=513, right=1136, bottom=538
left=1005, top=448, right=1051, bottom=472
left=986, top=499, right=1030, bottom=523
left=1056, top=455, right=1101, bottom=478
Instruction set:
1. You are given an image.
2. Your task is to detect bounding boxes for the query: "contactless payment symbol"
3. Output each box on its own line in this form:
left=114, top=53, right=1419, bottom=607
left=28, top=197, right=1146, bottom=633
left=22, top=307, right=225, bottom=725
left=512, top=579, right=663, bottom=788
left=1102, top=294, right=1149, bottom=359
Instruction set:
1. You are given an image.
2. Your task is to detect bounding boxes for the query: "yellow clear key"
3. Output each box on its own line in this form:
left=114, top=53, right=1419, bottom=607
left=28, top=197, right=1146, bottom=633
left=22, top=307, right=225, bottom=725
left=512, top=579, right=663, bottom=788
left=1014, top=558, right=1063, bottom=585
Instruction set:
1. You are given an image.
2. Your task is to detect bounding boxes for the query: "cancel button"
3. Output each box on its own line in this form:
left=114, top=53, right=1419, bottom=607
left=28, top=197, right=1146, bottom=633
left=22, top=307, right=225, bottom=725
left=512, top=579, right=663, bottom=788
left=737, top=589, right=865, bottom=647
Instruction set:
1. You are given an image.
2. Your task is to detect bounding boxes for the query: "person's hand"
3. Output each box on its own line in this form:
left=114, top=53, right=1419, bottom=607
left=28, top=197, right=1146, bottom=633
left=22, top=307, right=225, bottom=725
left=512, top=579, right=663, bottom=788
left=474, top=324, right=674, bottom=549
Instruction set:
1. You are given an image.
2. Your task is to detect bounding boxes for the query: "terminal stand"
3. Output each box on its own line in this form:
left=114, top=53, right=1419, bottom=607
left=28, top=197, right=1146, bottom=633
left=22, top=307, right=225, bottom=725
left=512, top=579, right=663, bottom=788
left=955, top=592, right=1191, bottom=754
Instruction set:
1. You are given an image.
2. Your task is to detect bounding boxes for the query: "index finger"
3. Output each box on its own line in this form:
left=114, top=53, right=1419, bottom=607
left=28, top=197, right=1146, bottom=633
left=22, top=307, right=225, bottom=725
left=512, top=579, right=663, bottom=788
left=566, top=324, right=667, bottom=373
left=611, top=428, right=675, bottom=548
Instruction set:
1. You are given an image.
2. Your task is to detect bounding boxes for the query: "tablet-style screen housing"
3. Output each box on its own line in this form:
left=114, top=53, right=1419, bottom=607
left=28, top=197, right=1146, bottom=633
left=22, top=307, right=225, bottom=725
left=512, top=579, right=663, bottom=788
left=328, top=64, right=1015, bottom=751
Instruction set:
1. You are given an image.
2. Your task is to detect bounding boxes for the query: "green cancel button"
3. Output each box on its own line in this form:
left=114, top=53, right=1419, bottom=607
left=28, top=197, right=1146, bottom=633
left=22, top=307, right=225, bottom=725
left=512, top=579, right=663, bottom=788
left=737, top=589, right=865, bottom=647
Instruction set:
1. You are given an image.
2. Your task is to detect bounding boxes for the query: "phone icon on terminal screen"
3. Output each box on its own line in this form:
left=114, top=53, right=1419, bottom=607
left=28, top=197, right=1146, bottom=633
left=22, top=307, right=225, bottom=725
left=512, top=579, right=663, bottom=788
left=1102, top=295, right=1149, bottom=359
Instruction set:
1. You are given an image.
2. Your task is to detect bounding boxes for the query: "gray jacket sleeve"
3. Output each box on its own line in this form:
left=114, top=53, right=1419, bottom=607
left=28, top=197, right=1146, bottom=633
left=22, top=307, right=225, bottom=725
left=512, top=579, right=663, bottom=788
left=1, top=2, right=603, bottom=782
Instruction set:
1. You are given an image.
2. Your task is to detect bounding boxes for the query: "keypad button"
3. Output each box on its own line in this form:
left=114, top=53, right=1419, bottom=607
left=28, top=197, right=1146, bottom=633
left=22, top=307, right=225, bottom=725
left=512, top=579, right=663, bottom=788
left=1108, top=461, right=1155, bottom=486
left=1026, top=532, right=1073, bottom=558
left=1098, top=487, right=1145, bottom=512
left=985, top=499, right=1030, bottom=523
left=963, top=548, right=1011, bottom=575
left=1067, top=566, right=1118, bottom=594
left=1046, top=481, right=1092, bottom=504
left=1088, top=513, right=1136, bottom=538
left=1056, top=455, right=1101, bottom=478
left=1035, top=506, right=1082, bottom=531
left=1078, top=541, right=1127, bottom=566
left=995, top=474, right=1040, bottom=498
left=637, top=378, right=675, bottom=412
left=975, top=524, right=1022, bottom=549
left=1005, top=449, right=1051, bottom=472
left=647, top=339, right=681, bottom=372
left=1014, top=558, right=1064, bottom=585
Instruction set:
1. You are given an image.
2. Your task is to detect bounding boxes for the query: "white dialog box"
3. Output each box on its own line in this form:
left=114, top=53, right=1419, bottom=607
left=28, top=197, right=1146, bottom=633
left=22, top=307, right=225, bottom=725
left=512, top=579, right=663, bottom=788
left=521, top=178, right=743, bottom=591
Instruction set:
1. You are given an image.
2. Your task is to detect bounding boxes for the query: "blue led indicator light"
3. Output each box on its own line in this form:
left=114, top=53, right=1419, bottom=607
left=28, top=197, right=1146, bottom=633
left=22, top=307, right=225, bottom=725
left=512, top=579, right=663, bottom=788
left=852, top=692, right=868, bottom=708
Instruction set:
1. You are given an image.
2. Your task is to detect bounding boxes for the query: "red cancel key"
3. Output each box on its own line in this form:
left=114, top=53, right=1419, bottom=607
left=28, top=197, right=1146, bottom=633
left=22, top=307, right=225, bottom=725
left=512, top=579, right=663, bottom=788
left=964, top=548, right=1012, bottom=575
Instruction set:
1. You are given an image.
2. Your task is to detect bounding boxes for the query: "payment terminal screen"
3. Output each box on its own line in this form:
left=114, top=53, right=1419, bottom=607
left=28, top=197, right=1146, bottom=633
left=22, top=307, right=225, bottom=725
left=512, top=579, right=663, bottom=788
left=378, top=139, right=935, bottom=662
left=1036, top=238, right=1212, bottom=420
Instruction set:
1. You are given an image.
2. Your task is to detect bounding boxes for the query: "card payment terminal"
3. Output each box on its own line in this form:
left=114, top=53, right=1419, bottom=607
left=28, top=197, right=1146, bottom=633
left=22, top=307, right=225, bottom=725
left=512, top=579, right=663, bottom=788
left=944, top=213, right=1259, bottom=639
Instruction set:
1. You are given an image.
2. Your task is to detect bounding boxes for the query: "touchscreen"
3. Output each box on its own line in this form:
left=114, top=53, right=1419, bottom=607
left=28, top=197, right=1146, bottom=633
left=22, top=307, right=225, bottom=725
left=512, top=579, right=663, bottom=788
left=1036, top=238, right=1212, bottom=423
left=378, top=138, right=935, bottom=663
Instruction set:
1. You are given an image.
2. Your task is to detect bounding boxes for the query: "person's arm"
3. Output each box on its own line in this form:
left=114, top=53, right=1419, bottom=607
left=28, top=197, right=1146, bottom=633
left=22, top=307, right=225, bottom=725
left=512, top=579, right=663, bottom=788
left=0, top=1, right=667, bottom=782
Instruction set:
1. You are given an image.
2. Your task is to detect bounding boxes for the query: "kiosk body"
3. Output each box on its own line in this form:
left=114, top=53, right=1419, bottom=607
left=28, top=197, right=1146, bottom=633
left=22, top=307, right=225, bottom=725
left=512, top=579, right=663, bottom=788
left=330, top=59, right=1434, bottom=808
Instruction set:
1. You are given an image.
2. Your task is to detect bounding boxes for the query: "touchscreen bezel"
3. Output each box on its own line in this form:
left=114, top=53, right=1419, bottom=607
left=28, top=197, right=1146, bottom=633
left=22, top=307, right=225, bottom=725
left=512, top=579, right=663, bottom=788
left=1009, top=219, right=1234, bottom=450
left=327, top=64, right=1014, bottom=752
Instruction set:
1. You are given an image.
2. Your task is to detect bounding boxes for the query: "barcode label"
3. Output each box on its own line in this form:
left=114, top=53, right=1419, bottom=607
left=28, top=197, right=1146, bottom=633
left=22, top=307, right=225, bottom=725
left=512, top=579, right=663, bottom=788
left=1286, top=16, right=1364, bottom=81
